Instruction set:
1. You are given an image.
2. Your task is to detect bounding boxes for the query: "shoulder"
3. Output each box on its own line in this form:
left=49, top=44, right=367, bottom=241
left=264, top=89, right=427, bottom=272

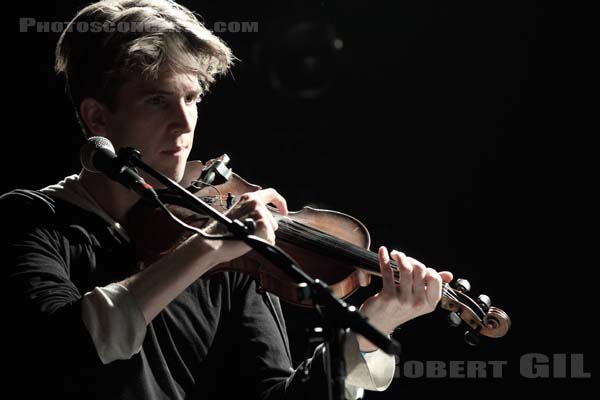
left=0, top=188, right=90, bottom=241
left=0, top=189, right=64, bottom=241
left=0, top=187, right=99, bottom=223
left=0, top=189, right=58, bottom=222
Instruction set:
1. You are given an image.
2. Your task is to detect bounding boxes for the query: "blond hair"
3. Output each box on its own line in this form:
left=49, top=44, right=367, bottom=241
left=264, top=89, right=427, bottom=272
left=55, top=0, right=233, bottom=135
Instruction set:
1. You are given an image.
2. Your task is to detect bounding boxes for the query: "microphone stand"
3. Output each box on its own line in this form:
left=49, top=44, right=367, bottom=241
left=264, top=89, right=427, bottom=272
left=119, top=147, right=401, bottom=400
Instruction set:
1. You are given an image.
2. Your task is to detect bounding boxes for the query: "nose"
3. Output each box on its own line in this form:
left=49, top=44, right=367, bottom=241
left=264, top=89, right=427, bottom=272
left=168, top=99, right=196, bottom=135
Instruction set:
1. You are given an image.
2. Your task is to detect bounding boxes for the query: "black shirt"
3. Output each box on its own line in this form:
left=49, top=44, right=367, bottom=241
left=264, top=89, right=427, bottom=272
left=0, top=189, right=329, bottom=399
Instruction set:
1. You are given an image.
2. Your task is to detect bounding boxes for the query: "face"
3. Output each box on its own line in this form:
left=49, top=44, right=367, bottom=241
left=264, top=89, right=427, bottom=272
left=103, top=69, right=202, bottom=184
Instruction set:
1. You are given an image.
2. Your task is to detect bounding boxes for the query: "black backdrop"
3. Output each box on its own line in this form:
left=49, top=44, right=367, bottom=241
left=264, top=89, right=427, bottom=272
left=5, top=1, right=593, bottom=398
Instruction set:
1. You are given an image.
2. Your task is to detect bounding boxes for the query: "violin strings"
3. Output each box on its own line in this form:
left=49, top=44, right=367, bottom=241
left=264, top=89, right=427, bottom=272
left=277, top=219, right=378, bottom=268
left=200, top=211, right=460, bottom=301
left=204, top=196, right=407, bottom=277
left=204, top=197, right=395, bottom=276
left=442, top=284, right=459, bottom=302
left=277, top=219, right=454, bottom=289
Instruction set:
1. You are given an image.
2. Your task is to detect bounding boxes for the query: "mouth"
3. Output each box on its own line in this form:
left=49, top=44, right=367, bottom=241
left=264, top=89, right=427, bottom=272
left=161, top=146, right=187, bottom=157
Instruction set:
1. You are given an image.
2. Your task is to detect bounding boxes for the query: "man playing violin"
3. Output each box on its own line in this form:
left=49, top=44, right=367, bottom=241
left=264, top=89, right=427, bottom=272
left=0, top=0, right=452, bottom=398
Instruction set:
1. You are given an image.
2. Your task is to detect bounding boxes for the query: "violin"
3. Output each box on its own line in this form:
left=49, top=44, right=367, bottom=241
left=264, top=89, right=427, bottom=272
left=125, top=155, right=511, bottom=345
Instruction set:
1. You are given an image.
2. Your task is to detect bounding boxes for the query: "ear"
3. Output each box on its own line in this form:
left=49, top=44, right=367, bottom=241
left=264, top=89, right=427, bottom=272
left=79, top=98, right=111, bottom=136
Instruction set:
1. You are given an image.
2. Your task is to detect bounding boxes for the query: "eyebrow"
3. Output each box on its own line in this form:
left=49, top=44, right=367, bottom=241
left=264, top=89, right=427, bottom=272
left=139, top=89, right=202, bottom=96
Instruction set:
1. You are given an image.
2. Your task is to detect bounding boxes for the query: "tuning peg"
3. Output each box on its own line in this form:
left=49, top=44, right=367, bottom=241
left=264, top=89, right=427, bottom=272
left=477, top=294, right=491, bottom=312
left=454, top=278, right=471, bottom=293
left=447, top=312, right=462, bottom=327
left=464, top=330, right=480, bottom=346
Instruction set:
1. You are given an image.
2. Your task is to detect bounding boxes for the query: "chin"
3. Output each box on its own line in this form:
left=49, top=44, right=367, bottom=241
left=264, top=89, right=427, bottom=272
left=171, top=162, right=188, bottom=183
left=173, top=170, right=186, bottom=183
left=142, top=162, right=186, bottom=188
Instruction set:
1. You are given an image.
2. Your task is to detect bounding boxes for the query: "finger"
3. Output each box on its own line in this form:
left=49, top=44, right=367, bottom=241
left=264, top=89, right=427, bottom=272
left=252, top=188, right=288, bottom=215
left=254, top=217, right=276, bottom=244
left=237, top=198, right=278, bottom=233
left=256, top=205, right=278, bottom=232
left=378, top=246, right=395, bottom=294
left=407, top=256, right=427, bottom=296
left=423, top=267, right=437, bottom=290
left=424, top=268, right=443, bottom=305
left=391, top=250, right=413, bottom=298
left=357, top=270, right=371, bottom=287
left=438, top=271, right=453, bottom=283
left=411, top=262, right=427, bottom=303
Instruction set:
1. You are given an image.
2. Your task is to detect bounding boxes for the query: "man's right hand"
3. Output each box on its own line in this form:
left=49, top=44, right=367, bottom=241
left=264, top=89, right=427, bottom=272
left=203, top=188, right=288, bottom=265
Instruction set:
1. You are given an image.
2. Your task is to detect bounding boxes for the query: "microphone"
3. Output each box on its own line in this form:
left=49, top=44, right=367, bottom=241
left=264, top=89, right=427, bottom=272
left=80, top=136, right=158, bottom=201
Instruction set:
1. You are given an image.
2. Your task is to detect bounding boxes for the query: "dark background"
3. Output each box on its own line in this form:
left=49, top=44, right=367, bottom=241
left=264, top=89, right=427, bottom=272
left=5, top=1, right=593, bottom=398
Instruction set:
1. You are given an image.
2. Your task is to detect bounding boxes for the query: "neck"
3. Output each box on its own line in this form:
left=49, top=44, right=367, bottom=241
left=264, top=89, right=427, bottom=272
left=80, top=170, right=141, bottom=223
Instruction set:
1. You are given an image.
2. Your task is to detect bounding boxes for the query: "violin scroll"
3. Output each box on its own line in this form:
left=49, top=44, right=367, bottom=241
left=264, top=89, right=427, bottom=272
left=441, top=278, right=511, bottom=345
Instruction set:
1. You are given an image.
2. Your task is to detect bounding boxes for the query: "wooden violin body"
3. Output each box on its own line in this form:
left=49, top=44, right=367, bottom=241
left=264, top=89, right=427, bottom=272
left=126, top=157, right=511, bottom=343
left=127, top=160, right=370, bottom=305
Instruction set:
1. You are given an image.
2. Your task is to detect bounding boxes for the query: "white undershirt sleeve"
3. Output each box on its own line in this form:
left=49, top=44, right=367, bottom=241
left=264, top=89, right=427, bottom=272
left=81, top=283, right=147, bottom=365
left=343, top=332, right=396, bottom=398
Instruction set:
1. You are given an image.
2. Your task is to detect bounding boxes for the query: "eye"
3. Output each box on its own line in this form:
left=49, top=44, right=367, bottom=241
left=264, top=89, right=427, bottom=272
left=146, top=95, right=166, bottom=105
left=185, top=93, right=202, bottom=105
